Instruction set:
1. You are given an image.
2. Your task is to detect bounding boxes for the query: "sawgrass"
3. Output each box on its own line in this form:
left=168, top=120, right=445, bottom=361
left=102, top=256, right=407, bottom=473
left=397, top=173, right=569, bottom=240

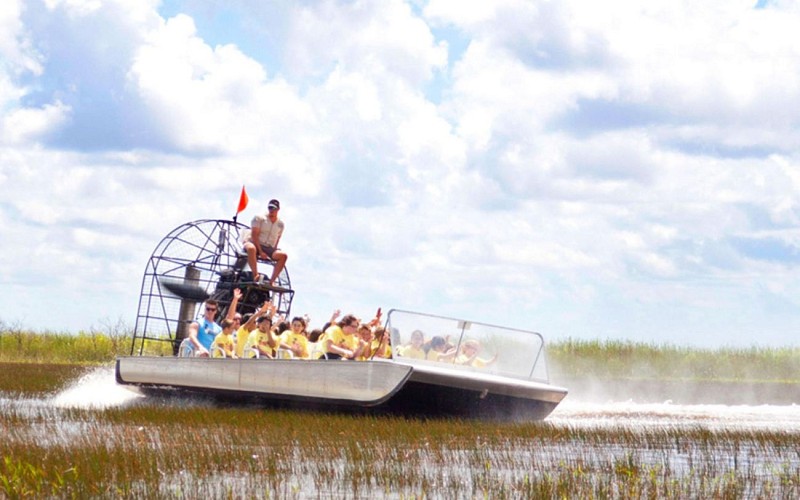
left=547, top=338, right=800, bottom=383
left=0, top=363, right=87, bottom=395
left=0, top=319, right=132, bottom=364
left=2, top=320, right=799, bottom=383
left=0, top=320, right=168, bottom=364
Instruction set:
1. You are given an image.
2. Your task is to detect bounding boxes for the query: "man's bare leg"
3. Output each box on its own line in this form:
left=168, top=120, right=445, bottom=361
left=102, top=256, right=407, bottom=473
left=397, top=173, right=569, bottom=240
left=269, top=251, right=287, bottom=286
left=244, top=241, right=260, bottom=281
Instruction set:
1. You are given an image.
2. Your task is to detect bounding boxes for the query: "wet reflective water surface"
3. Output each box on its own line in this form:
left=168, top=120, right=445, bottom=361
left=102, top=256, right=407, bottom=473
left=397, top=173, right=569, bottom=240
left=3, top=367, right=799, bottom=497
left=18, top=367, right=798, bottom=430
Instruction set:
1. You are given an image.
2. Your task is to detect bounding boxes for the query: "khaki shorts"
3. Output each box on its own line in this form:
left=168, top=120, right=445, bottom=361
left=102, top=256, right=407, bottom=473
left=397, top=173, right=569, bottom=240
left=258, top=244, right=277, bottom=259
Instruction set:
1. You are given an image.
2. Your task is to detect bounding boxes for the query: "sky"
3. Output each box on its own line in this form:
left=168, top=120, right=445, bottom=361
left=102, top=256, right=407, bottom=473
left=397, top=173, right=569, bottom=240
left=1, top=0, right=800, bottom=347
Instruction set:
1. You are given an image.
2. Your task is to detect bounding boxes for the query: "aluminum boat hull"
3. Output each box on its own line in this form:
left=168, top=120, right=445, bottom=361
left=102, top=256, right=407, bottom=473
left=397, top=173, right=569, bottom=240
left=115, top=356, right=567, bottom=420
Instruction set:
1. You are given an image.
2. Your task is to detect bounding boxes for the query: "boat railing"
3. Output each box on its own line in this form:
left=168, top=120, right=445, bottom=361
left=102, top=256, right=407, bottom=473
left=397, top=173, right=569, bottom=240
left=385, top=309, right=550, bottom=383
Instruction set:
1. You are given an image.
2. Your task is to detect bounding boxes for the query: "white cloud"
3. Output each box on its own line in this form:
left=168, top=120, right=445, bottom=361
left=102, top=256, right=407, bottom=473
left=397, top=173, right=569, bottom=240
left=126, top=12, right=329, bottom=195
left=2, top=0, right=800, bottom=347
left=287, top=0, right=447, bottom=84
left=43, top=0, right=159, bottom=22
left=1, top=100, right=70, bottom=144
left=0, top=0, right=62, bottom=146
left=0, top=0, right=42, bottom=75
left=130, top=14, right=270, bottom=153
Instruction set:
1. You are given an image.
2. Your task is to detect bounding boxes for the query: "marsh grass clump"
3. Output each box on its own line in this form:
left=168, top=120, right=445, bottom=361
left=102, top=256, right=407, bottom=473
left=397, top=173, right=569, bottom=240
left=548, top=338, right=800, bottom=383
left=0, top=362, right=88, bottom=395
left=0, top=320, right=134, bottom=364
left=0, top=456, right=79, bottom=498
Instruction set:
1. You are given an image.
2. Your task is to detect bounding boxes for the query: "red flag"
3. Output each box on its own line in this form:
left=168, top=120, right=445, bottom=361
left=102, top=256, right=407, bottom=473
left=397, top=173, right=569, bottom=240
left=236, top=186, right=249, bottom=214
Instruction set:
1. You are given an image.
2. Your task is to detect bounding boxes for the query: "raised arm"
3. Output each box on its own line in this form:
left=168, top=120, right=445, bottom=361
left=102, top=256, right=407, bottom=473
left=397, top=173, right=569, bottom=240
left=241, top=301, right=271, bottom=331
left=482, top=353, right=498, bottom=365
left=439, top=346, right=457, bottom=363
left=328, top=309, right=341, bottom=326
left=367, top=307, right=382, bottom=327
left=225, top=288, right=242, bottom=322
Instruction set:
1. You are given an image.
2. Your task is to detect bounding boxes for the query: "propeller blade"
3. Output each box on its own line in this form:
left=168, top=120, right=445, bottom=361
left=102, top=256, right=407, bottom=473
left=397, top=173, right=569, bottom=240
left=159, top=278, right=211, bottom=302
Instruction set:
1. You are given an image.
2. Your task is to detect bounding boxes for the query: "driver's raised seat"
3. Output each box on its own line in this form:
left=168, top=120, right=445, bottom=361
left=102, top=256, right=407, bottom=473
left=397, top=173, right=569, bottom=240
left=233, top=249, right=274, bottom=274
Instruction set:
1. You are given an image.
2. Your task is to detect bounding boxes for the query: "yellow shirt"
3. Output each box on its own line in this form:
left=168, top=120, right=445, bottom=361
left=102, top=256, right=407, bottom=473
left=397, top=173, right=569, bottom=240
left=235, top=325, right=253, bottom=358
left=324, top=325, right=358, bottom=354
left=361, top=338, right=391, bottom=360
left=307, top=342, right=327, bottom=359
left=252, top=329, right=277, bottom=358
left=241, top=330, right=259, bottom=358
left=426, top=349, right=442, bottom=362
left=398, top=345, right=425, bottom=360
left=280, top=331, right=309, bottom=359
left=212, top=332, right=236, bottom=358
left=455, top=353, right=487, bottom=368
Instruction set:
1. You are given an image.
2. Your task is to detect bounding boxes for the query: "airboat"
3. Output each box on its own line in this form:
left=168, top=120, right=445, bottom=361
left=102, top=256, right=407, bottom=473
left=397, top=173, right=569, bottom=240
left=115, top=219, right=568, bottom=420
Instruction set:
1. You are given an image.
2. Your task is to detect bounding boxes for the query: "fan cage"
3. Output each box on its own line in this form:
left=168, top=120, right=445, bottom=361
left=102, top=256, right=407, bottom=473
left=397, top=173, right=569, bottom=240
left=130, top=219, right=294, bottom=356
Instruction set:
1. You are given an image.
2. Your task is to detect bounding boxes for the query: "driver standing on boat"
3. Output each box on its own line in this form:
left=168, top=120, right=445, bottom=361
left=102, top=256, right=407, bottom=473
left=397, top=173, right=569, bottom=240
left=187, top=299, right=222, bottom=357
left=243, top=198, right=287, bottom=286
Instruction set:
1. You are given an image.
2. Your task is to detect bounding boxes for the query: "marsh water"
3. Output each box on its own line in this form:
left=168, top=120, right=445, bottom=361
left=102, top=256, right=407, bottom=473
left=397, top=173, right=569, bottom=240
left=4, top=367, right=799, bottom=497
left=35, top=367, right=800, bottom=431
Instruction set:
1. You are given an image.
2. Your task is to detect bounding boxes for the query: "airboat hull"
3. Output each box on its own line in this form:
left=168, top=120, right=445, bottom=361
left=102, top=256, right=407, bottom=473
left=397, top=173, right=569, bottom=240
left=115, top=356, right=413, bottom=406
left=389, top=362, right=567, bottom=420
left=115, top=356, right=567, bottom=419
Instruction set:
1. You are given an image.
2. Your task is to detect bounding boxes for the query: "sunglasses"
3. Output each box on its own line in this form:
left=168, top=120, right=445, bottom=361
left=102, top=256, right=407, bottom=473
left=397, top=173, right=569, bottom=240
left=205, top=307, right=217, bottom=312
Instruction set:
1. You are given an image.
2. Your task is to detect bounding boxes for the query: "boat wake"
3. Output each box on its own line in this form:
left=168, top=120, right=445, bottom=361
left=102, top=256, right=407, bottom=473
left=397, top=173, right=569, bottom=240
left=51, top=366, right=143, bottom=409
left=549, top=398, right=800, bottom=431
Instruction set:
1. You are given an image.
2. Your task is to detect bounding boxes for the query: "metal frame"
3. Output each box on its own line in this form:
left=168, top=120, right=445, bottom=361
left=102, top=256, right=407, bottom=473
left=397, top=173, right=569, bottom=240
left=130, top=219, right=294, bottom=356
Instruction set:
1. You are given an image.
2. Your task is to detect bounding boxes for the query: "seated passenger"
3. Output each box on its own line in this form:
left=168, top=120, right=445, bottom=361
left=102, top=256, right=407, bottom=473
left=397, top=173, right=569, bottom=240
left=307, top=328, right=324, bottom=343
left=354, top=323, right=375, bottom=360
left=280, top=316, right=310, bottom=359
left=366, top=326, right=392, bottom=360
left=396, top=329, right=425, bottom=359
left=454, top=339, right=497, bottom=368
left=186, top=299, right=222, bottom=357
left=322, top=314, right=366, bottom=360
left=235, top=301, right=274, bottom=358
left=425, top=335, right=449, bottom=362
left=249, top=315, right=279, bottom=358
left=211, top=319, right=238, bottom=358
left=277, top=322, right=292, bottom=345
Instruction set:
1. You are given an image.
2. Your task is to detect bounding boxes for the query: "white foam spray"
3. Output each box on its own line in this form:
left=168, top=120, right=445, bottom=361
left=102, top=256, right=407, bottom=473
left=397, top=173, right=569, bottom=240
left=550, top=399, right=800, bottom=431
left=50, top=366, right=143, bottom=409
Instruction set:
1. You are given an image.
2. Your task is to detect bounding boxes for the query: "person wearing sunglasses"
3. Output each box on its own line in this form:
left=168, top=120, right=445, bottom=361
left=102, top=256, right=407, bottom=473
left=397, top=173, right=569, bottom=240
left=186, top=300, right=222, bottom=357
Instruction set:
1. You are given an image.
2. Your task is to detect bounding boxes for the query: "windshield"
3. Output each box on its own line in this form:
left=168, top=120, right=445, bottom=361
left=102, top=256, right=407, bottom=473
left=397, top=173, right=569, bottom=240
left=385, top=309, right=549, bottom=382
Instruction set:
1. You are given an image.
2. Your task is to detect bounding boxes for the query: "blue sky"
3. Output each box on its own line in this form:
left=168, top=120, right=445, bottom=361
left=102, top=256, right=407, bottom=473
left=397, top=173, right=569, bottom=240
left=1, top=0, right=800, bottom=347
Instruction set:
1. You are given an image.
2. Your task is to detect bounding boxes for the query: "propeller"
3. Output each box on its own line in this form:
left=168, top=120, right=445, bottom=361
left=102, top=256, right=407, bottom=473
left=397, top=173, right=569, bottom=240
left=159, top=278, right=211, bottom=302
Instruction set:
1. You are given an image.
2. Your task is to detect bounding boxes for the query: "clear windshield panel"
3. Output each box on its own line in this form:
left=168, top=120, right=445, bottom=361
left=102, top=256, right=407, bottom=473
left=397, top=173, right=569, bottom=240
left=386, top=309, right=549, bottom=382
